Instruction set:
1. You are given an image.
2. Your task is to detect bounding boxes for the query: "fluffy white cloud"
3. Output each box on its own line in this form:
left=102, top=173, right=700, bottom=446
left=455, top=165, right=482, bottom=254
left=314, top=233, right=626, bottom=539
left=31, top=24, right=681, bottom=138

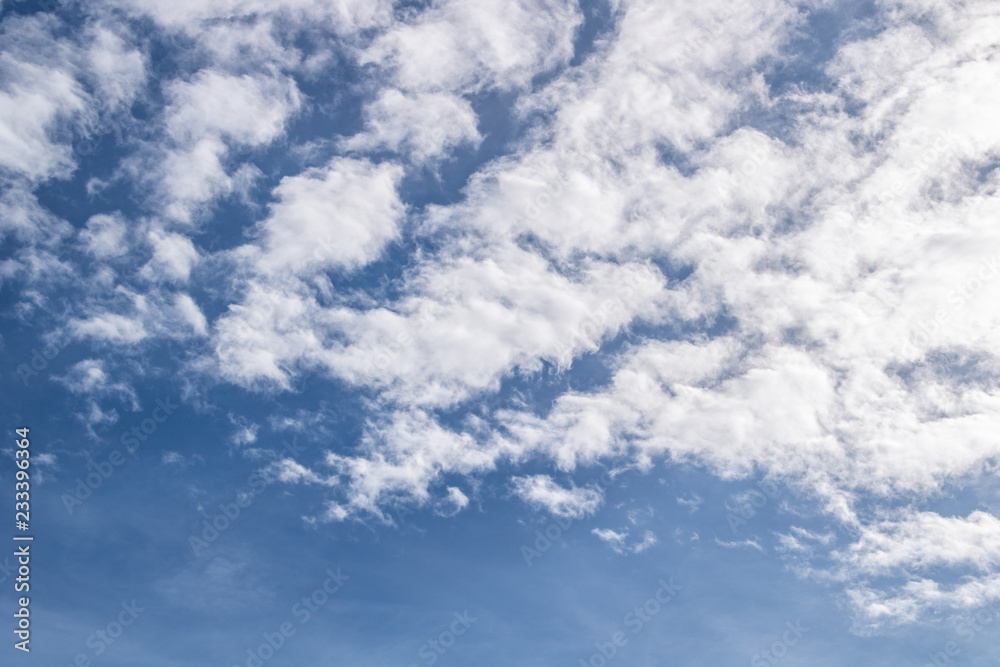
left=342, top=89, right=481, bottom=164
left=837, top=510, right=1000, bottom=577
left=512, top=474, right=603, bottom=519
left=0, top=15, right=145, bottom=183
left=85, top=25, right=146, bottom=113
left=173, top=293, right=208, bottom=336
left=140, top=228, right=200, bottom=282
left=228, top=414, right=260, bottom=447
left=148, top=70, right=302, bottom=223
left=435, top=486, right=471, bottom=517
left=71, top=311, right=149, bottom=344
left=267, top=458, right=329, bottom=485
left=248, top=157, right=404, bottom=275
left=322, top=410, right=497, bottom=520
left=79, top=213, right=128, bottom=259
left=54, top=359, right=137, bottom=405
left=0, top=185, right=73, bottom=246
left=215, top=242, right=665, bottom=399
left=259, top=410, right=494, bottom=523
left=258, top=0, right=1000, bottom=628
left=845, top=573, right=1000, bottom=635
left=67, top=284, right=209, bottom=346
left=164, top=71, right=299, bottom=147
left=361, top=0, right=581, bottom=93
left=0, top=16, right=90, bottom=181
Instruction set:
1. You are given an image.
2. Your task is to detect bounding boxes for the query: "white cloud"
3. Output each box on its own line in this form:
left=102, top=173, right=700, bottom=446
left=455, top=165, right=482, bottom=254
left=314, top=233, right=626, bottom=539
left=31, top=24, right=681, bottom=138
left=228, top=414, right=260, bottom=447
left=79, top=213, right=128, bottom=259
left=435, top=486, right=470, bottom=517
left=776, top=526, right=836, bottom=557
left=79, top=400, right=120, bottom=431
left=34, top=453, right=57, bottom=466
left=321, top=0, right=999, bottom=627
left=173, top=293, right=208, bottom=336
left=0, top=185, right=73, bottom=245
left=794, top=526, right=835, bottom=542
left=55, top=359, right=136, bottom=402
left=321, top=410, right=495, bottom=520
left=214, top=242, right=665, bottom=400
left=164, top=71, right=299, bottom=147
left=148, top=70, right=302, bottom=223
left=835, top=511, right=1000, bottom=578
left=84, top=24, right=147, bottom=113
left=342, top=89, right=481, bottom=164
left=631, top=530, right=658, bottom=553
left=0, top=16, right=90, bottom=181
left=716, top=538, right=764, bottom=552
left=248, top=157, right=404, bottom=275
left=0, top=15, right=145, bottom=184
left=267, top=458, right=329, bottom=485
left=845, top=573, right=1000, bottom=636
left=70, top=312, right=148, bottom=344
left=593, top=527, right=658, bottom=554
left=162, top=451, right=186, bottom=465
left=67, top=285, right=209, bottom=346
left=676, top=494, right=703, bottom=514
left=12, top=0, right=1000, bottom=635
left=361, top=0, right=581, bottom=94
left=592, top=527, right=627, bottom=549
left=98, top=0, right=393, bottom=37
left=511, top=474, right=603, bottom=519
left=140, top=228, right=200, bottom=282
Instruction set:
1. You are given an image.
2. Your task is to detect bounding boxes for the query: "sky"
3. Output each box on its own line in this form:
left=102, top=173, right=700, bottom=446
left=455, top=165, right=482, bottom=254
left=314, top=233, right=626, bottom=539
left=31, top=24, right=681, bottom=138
left=1, top=0, right=1000, bottom=665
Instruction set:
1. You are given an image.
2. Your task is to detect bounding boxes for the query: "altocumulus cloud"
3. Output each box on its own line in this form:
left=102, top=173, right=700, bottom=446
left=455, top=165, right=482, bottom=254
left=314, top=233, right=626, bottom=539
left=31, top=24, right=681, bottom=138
left=3, top=0, right=1000, bottom=639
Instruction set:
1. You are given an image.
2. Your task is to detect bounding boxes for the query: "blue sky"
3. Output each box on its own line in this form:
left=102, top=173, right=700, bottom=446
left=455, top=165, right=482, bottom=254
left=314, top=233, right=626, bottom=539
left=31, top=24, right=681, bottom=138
left=3, top=0, right=1000, bottom=665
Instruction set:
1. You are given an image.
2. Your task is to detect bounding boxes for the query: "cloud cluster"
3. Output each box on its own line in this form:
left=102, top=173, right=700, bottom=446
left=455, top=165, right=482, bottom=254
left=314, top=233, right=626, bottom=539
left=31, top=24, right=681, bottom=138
left=5, top=0, right=1000, bottom=633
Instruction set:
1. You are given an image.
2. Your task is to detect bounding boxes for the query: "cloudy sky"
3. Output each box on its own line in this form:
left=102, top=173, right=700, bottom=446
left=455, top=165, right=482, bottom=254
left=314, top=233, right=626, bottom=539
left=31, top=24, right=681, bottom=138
left=2, top=0, right=1000, bottom=664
